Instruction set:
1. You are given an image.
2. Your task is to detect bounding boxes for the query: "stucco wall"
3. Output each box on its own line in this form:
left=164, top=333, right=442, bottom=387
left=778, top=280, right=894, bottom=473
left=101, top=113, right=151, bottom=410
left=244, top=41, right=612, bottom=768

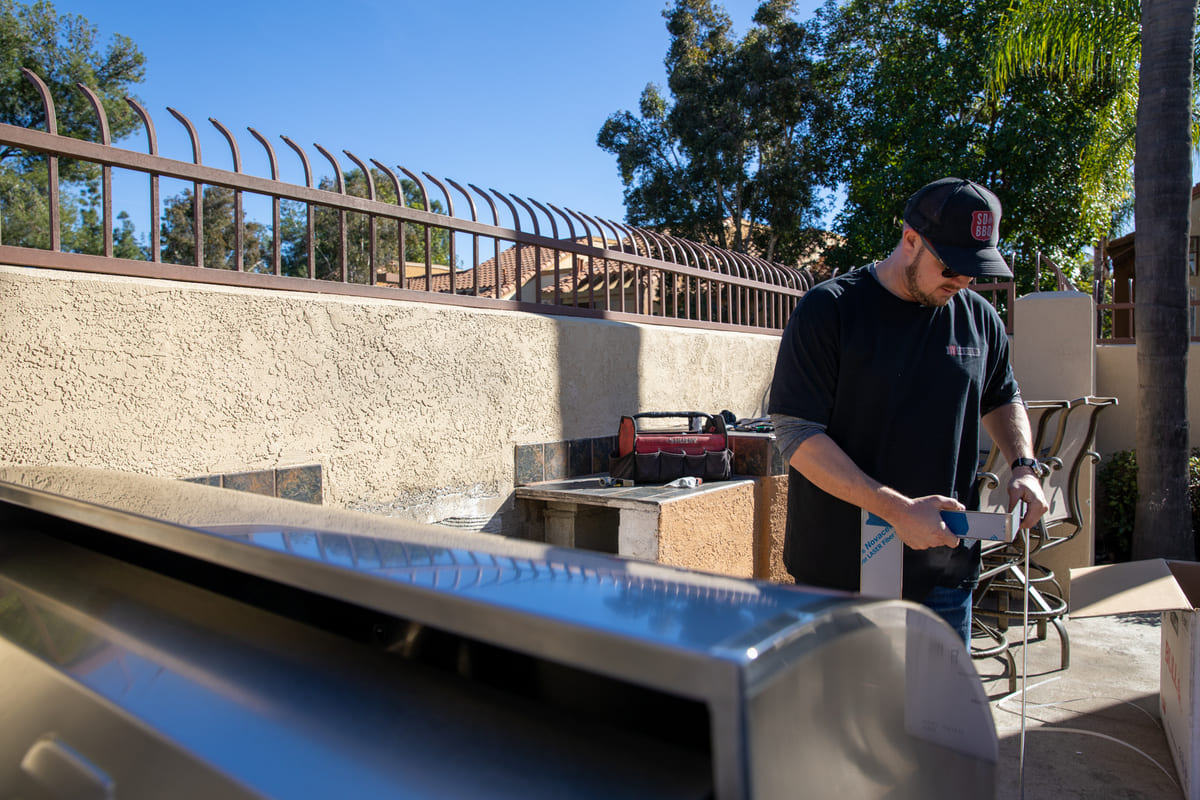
left=0, top=265, right=780, bottom=531
left=1095, top=342, right=1200, bottom=455
left=1006, top=290, right=1200, bottom=458
left=656, top=481, right=756, bottom=577
left=1011, top=291, right=1095, bottom=401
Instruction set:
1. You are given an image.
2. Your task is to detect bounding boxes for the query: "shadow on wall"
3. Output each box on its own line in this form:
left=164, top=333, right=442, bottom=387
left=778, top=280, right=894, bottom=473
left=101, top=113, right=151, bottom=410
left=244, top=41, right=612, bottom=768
left=437, top=316, right=645, bottom=538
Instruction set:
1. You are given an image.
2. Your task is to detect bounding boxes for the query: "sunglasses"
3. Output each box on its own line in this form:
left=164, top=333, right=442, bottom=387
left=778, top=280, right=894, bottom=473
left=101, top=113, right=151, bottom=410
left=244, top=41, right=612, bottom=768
left=918, top=235, right=966, bottom=280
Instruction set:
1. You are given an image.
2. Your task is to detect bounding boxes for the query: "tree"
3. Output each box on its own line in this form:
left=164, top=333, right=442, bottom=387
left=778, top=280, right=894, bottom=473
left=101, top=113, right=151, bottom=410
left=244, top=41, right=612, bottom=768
left=279, top=167, right=452, bottom=283
left=990, top=0, right=1167, bottom=250
left=598, top=0, right=835, bottom=266
left=160, top=185, right=270, bottom=271
left=820, top=0, right=1128, bottom=290
left=1134, top=0, right=1197, bottom=560
left=0, top=0, right=146, bottom=247
left=0, top=162, right=144, bottom=256
left=984, top=0, right=1198, bottom=559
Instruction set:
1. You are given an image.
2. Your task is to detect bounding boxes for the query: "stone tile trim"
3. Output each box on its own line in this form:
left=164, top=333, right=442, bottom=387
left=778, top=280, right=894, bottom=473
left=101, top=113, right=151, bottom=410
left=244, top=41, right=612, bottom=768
left=183, top=464, right=323, bottom=504
left=515, top=432, right=784, bottom=486
left=516, top=436, right=616, bottom=486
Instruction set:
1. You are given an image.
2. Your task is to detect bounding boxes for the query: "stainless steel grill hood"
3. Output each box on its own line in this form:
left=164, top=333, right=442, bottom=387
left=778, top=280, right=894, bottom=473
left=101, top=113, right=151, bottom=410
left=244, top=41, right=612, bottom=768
left=0, top=467, right=997, bottom=798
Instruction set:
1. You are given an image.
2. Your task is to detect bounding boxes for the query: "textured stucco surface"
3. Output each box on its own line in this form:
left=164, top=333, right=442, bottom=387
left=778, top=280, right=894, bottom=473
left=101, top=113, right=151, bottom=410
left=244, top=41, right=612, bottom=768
left=1, top=266, right=781, bottom=529
left=764, top=475, right=792, bottom=583
left=656, top=482, right=755, bottom=577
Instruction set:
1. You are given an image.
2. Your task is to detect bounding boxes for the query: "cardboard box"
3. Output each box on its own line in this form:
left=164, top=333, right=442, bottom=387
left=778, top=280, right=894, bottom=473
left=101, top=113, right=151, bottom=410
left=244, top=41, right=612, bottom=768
left=859, top=509, right=1016, bottom=598
left=1071, top=560, right=1200, bottom=799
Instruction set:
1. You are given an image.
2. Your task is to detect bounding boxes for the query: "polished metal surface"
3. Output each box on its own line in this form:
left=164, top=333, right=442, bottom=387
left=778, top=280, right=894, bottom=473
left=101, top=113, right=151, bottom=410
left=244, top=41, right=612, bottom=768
left=0, top=466, right=998, bottom=798
left=0, top=529, right=709, bottom=799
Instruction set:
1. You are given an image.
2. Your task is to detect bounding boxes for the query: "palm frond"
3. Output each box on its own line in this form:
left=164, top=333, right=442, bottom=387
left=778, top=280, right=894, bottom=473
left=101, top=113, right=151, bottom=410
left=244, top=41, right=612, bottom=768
left=990, top=0, right=1141, bottom=93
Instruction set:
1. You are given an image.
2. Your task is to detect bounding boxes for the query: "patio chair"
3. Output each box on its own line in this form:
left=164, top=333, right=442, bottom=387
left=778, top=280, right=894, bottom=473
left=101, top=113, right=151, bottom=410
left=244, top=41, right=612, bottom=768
left=969, top=400, right=1070, bottom=682
left=972, top=396, right=1118, bottom=671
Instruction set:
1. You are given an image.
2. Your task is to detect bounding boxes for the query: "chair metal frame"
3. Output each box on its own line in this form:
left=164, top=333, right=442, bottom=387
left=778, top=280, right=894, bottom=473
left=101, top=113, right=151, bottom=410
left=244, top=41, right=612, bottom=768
left=969, top=397, right=1117, bottom=679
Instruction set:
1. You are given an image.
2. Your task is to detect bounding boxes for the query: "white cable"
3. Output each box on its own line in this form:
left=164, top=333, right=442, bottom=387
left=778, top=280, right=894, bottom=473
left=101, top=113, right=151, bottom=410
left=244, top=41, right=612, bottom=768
left=996, top=517, right=1177, bottom=795
left=999, top=692, right=1160, bottom=726
left=1019, top=521, right=1030, bottom=800
left=1021, top=728, right=1180, bottom=789
left=996, top=674, right=1063, bottom=708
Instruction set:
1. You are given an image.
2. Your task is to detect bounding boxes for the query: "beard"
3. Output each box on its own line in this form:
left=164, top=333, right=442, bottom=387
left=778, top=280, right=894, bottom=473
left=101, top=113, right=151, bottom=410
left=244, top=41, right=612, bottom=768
left=903, top=241, right=954, bottom=307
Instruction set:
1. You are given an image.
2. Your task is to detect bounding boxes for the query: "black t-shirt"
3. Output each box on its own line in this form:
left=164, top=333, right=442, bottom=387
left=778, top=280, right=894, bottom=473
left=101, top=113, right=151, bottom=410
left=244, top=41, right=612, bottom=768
left=768, top=266, right=1019, bottom=601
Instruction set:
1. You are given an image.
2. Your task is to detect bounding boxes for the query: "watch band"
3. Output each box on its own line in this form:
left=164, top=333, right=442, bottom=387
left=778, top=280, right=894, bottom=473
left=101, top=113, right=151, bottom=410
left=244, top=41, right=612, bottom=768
left=1011, top=457, right=1038, bottom=472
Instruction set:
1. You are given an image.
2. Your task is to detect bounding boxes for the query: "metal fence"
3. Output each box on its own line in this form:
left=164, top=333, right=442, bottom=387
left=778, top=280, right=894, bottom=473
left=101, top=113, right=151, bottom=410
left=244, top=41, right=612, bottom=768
left=0, top=69, right=819, bottom=334
left=1092, top=235, right=1200, bottom=344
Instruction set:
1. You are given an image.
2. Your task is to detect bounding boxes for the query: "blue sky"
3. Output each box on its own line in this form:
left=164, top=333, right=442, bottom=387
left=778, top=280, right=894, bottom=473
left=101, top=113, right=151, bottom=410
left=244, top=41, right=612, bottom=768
left=50, top=0, right=827, bottom=232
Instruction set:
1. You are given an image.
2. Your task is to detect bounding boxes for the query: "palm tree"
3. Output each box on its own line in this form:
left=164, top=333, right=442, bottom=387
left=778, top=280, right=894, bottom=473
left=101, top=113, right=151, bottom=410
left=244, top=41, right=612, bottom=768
left=991, top=0, right=1142, bottom=235
left=991, top=0, right=1198, bottom=559
left=1134, top=0, right=1197, bottom=560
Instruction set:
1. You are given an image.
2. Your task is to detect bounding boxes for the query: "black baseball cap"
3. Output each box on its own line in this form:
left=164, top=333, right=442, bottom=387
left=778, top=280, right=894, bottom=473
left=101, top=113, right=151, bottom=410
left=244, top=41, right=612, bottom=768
left=903, top=177, right=1012, bottom=278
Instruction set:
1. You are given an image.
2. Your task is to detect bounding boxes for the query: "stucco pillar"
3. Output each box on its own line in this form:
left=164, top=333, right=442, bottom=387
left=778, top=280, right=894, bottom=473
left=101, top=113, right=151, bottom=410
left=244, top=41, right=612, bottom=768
left=618, top=507, right=660, bottom=561
left=543, top=502, right=578, bottom=548
left=1011, top=290, right=1100, bottom=594
left=1011, top=290, right=1096, bottom=400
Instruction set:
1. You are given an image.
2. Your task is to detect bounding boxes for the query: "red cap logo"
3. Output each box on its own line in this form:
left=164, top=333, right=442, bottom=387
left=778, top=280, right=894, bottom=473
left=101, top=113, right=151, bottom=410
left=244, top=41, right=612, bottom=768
left=971, top=211, right=994, bottom=242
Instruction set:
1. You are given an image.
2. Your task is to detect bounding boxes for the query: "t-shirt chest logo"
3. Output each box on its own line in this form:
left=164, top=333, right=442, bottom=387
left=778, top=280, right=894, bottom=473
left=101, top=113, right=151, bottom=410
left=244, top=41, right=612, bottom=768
left=971, top=211, right=994, bottom=242
left=947, top=344, right=982, bottom=357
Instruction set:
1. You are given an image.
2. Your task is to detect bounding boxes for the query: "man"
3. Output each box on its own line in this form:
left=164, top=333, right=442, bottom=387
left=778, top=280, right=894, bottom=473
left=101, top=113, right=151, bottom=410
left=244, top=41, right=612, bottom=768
left=768, top=177, right=1048, bottom=643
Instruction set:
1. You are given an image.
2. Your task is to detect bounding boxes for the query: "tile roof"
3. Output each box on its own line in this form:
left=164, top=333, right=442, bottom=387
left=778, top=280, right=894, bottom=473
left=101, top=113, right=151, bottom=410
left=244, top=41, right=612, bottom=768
left=382, top=238, right=664, bottom=299
left=377, top=232, right=824, bottom=299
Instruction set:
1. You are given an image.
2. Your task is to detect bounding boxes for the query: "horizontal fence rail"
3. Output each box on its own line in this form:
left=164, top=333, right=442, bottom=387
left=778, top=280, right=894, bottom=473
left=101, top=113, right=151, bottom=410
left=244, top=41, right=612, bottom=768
left=1092, top=236, right=1200, bottom=344
left=0, top=69, right=817, bottom=334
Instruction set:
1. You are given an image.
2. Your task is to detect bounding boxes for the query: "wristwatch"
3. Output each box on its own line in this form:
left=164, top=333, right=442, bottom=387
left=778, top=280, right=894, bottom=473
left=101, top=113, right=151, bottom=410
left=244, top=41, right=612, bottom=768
left=1011, top=457, right=1039, bottom=472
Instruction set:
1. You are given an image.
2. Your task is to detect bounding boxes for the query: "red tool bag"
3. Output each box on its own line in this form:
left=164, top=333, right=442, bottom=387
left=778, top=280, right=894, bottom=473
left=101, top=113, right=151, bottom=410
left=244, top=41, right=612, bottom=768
left=609, top=412, right=732, bottom=483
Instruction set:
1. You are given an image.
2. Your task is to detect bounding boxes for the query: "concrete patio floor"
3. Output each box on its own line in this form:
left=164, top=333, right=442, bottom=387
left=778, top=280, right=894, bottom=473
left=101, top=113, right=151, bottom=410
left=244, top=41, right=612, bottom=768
left=974, top=611, right=1183, bottom=799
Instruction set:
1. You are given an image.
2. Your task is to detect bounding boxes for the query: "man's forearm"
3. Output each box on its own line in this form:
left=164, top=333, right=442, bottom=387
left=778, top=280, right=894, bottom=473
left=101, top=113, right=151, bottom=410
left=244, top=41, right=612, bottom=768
left=981, top=400, right=1036, bottom=471
left=790, top=433, right=961, bottom=550
left=981, top=399, right=1049, bottom=526
left=790, top=433, right=902, bottom=519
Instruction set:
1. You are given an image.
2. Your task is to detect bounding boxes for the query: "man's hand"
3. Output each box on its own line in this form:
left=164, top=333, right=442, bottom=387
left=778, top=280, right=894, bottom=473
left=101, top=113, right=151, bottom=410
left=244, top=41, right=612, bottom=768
left=1009, top=470, right=1049, bottom=530
left=887, top=494, right=964, bottom=550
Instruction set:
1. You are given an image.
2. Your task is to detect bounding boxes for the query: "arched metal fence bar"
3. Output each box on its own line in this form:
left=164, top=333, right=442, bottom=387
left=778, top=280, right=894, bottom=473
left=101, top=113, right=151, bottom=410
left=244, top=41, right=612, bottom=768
left=399, top=165, right=436, bottom=289
left=423, top=173, right=456, bottom=294
left=281, top=135, right=317, bottom=279
left=76, top=83, right=113, bottom=258
left=19, top=69, right=60, bottom=251
left=1, top=70, right=807, bottom=335
left=248, top=127, right=282, bottom=275
left=544, top=202, right=580, bottom=307
left=166, top=107, right=204, bottom=267
left=509, top=195, right=543, bottom=305
left=124, top=97, right=162, bottom=261
left=370, top=160, right=407, bottom=288
left=562, top=207, right=599, bottom=309
left=446, top=178, right=481, bottom=297
left=313, top=143, right=347, bottom=283
left=209, top=118, right=244, bottom=272
left=344, top=151, right=377, bottom=285
left=527, top=197, right=562, bottom=306
left=467, top=184, right=503, bottom=297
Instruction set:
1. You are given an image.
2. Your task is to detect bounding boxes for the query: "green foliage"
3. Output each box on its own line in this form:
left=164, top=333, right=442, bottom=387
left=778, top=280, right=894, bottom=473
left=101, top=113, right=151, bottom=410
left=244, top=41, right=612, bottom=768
left=0, top=0, right=145, bottom=181
left=598, top=0, right=837, bottom=266
left=818, top=0, right=1130, bottom=287
left=1096, top=449, right=1200, bottom=562
left=279, top=167, right=452, bottom=283
left=0, top=161, right=145, bottom=257
left=160, top=185, right=270, bottom=270
left=0, top=162, right=52, bottom=247
left=0, top=0, right=147, bottom=250
left=1095, top=449, right=1139, bottom=562
left=988, top=0, right=1174, bottom=282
